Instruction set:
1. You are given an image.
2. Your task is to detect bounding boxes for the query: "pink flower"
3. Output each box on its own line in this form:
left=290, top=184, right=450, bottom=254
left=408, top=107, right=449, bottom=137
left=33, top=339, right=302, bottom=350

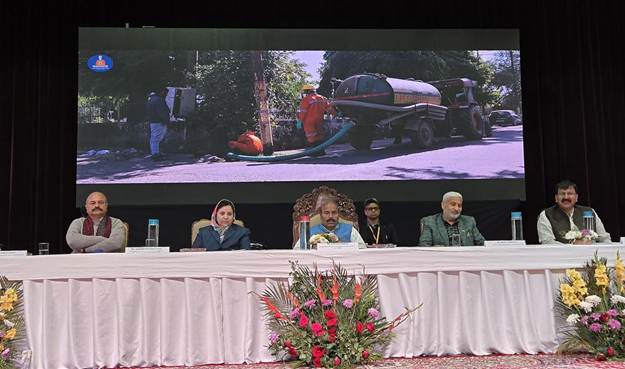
left=342, top=299, right=353, bottom=309
left=368, top=308, right=380, bottom=319
left=269, top=332, right=279, bottom=344
left=304, top=299, right=317, bottom=308
left=311, top=322, right=325, bottom=336
left=607, top=309, right=618, bottom=317
left=1, top=348, right=10, bottom=360
left=334, top=357, right=341, bottom=366
left=288, top=308, right=300, bottom=320
left=299, top=313, right=309, bottom=328
left=591, top=313, right=601, bottom=321
left=608, top=319, right=621, bottom=330
left=322, top=299, right=333, bottom=306
left=589, top=323, right=602, bottom=332
left=581, top=315, right=590, bottom=325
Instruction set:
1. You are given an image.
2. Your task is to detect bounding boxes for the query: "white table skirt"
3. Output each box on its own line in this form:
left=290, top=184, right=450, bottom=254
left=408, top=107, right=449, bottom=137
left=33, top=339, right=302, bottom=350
left=2, top=244, right=623, bottom=369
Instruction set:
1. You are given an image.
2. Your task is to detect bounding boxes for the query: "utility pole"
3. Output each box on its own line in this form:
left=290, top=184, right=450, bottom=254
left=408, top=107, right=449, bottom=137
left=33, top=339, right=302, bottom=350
left=250, top=51, right=274, bottom=155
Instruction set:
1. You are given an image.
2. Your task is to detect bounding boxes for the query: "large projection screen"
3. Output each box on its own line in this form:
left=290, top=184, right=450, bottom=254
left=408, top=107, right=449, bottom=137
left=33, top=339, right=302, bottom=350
left=77, top=28, right=524, bottom=205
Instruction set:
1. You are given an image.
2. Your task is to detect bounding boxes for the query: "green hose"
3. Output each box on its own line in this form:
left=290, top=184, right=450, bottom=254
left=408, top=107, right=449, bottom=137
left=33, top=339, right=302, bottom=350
left=226, top=122, right=355, bottom=162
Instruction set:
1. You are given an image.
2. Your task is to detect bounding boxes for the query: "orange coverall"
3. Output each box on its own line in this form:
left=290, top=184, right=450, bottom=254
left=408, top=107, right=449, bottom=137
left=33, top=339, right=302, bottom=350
left=297, top=93, right=335, bottom=144
left=228, top=131, right=264, bottom=155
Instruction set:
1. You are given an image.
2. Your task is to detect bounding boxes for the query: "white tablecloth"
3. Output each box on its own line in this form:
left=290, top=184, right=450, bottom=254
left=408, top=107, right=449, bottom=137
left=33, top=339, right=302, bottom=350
left=2, top=244, right=623, bottom=369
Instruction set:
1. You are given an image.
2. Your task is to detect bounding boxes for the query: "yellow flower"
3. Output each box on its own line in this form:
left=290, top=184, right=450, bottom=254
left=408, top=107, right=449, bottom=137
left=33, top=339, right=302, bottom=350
left=4, top=327, right=16, bottom=340
left=3, top=288, right=18, bottom=303
left=0, top=300, right=13, bottom=312
left=560, top=283, right=581, bottom=307
left=0, top=343, right=4, bottom=352
left=595, top=263, right=609, bottom=290
left=566, top=269, right=583, bottom=281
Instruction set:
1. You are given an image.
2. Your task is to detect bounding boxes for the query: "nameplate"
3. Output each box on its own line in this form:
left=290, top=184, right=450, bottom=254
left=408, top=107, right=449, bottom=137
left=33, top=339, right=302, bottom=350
left=126, top=247, right=170, bottom=254
left=0, top=250, right=28, bottom=256
left=484, top=240, right=527, bottom=247
left=316, top=242, right=358, bottom=251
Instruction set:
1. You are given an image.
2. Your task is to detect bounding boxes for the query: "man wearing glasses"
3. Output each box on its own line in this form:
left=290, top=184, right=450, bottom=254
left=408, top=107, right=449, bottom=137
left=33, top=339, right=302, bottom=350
left=361, top=198, right=398, bottom=245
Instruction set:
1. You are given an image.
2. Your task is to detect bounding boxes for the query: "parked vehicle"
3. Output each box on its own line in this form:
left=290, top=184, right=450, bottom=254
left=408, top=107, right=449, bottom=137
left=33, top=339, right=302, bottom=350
left=489, top=110, right=522, bottom=126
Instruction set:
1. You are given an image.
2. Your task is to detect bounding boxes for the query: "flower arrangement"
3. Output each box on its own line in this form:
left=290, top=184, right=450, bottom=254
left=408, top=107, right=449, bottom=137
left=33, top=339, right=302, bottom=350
left=259, top=261, right=419, bottom=368
left=0, top=277, right=24, bottom=369
left=309, top=233, right=339, bottom=246
left=564, top=229, right=598, bottom=244
left=557, top=252, right=625, bottom=360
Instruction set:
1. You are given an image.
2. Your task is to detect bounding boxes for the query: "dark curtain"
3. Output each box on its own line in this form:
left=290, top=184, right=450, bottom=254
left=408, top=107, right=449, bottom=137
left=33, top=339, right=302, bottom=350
left=2, top=0, right=624, bottom=253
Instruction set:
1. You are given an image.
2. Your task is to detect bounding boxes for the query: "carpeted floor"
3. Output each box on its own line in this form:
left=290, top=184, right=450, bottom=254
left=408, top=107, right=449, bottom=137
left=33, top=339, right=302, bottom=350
left=121, top=354, right=625, bottom=369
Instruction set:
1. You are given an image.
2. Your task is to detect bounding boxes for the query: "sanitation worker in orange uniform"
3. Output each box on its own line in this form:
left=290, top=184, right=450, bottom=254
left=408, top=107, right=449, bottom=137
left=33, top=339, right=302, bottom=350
left=228, top=131, right=264, bottom=156
left=297, top=84, right=336, bottom=147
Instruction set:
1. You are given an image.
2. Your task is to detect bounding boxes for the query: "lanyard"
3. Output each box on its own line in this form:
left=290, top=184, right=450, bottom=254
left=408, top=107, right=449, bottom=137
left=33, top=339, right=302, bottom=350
left=368, top=224, right=380, bottom=244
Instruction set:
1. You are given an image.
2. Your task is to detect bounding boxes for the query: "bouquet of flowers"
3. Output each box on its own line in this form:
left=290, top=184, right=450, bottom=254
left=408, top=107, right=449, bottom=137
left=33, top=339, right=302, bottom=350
left=0, top=277, right=24, bottom=369
left=564, top=229, right=598, bottom=244
left=557, top=252, right=625, bottom=360
left=309, top=233, right=340, bottom=246
left=259, top=261, right=419, bottom=368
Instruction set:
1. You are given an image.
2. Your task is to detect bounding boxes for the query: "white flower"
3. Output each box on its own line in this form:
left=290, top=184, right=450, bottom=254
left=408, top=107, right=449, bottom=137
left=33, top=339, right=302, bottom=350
left=585, top=295, right=602, bottom=306
left=610, top=295, right=625, bottom=305
left=565, top=230, right=582, bottom=240
left=3, top=319, right=14, bottom=328
left=566, top=314, right=580, bottom=325
left=579, top=301, right=593, bottom=313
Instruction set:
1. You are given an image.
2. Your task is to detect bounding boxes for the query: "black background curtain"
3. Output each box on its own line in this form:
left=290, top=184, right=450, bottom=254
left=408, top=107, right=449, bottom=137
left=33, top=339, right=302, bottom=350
left=2, top=0, right=624, bottom=253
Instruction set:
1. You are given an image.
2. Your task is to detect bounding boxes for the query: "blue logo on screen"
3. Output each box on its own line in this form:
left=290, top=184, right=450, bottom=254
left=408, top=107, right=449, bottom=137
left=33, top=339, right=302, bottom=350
left=87, top=54, right=113, bottom=72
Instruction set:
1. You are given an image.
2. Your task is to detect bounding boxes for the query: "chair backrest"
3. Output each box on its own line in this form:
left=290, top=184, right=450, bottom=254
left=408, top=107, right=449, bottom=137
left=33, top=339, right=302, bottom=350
left=292, top=185, right=358, bottom=243
left=191, top=218, right=245, bottom=245
left=120, top=222, right=129, bottom=253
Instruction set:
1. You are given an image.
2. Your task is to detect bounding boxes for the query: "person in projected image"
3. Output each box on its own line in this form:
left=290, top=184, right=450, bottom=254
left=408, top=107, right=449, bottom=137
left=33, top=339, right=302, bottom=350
left=361, top=198, right=398, bottom=245
left=537, top=179, right=611, bottom=244
left=192, top=199, right=251, bottom=251
left=293, top=196, right=365, bottom=248
left=418, top=191, right=485, bottom=246
left=66, top=192, right=126, bottom=253
left=146, top=86, right=171, bottom=161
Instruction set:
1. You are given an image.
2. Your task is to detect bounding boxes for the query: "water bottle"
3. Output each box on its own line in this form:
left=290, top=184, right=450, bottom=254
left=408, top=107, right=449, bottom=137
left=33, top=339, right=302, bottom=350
left=583, top=211, right=595, bottom=232
left=511, top=211, right=523, bottom=240
left=146, top=219, right=159, bottom=246
left=299, top=215, right=310, bottom=250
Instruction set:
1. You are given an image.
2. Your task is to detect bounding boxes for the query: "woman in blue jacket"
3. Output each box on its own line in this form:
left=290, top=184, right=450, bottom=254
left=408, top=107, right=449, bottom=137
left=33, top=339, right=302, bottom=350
left=193, top=199, right=251, bottom=251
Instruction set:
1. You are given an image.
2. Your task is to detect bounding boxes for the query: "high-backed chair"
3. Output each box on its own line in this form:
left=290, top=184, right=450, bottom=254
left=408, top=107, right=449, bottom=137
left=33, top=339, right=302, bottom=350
left=191, top=219, right=245, bottom=245
left=292, top=185, right=358, bottom=243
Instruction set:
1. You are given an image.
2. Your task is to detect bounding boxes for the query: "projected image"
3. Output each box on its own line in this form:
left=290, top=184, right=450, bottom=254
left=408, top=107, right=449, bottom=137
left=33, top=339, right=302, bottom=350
left=77, top=49, right=523, bottom=183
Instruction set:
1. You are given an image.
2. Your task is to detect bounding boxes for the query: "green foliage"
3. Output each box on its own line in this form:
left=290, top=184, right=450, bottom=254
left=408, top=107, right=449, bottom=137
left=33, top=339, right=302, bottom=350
left=488, top=51, right=522, bottom=112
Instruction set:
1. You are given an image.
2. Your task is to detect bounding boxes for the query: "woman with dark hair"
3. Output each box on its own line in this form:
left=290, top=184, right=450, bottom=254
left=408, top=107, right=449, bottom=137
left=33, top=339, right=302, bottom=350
left=192, top=199, right=251, bottom=251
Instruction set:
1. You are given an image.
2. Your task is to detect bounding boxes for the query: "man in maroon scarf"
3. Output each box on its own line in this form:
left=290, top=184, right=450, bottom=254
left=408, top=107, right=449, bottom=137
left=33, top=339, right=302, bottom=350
left=66, top=192, right=125, bottom=253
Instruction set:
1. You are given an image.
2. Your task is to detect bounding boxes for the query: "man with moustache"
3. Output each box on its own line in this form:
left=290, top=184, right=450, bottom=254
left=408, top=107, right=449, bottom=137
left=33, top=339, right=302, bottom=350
left=418, top=191, right=485, bottom=246
left=293, top=196, right=365, bottom=248
left=537, top=180, right=611, bottom=244
left=66, top=192, right=126, bottom=253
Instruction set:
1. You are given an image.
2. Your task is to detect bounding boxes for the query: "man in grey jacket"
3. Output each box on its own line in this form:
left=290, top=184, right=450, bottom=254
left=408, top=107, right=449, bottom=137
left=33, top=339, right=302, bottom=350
left=66, top=192, right=125, bottom=253
left=418, top=191, right=485, bottom=246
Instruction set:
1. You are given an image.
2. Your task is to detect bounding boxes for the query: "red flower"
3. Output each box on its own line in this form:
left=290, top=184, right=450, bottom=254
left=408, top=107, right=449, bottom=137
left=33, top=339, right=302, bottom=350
left=600, top=313, right=610, bottom=323
left=607, top=347, right=616, bottom=357
left=325, top=310, right=336, bottom=319
left=327, top=318, right=338, bottom=327
left=288, top=347, right=298, bottom=358
left=327, top=334, right=336, bottom=343
left=311, top=322, right=325, bottom=337
left=334, top=357, right=341, bottom=366
left=313, top=357, right=322, bottom=367
left=283, top=340, right=292, bottom=348
left=366, top=322, right=375, bottom=333
left=356, top=321, right=364, bottom=334
left=312, top=345, right=325, bottom=358
left=596, top=353, right=607, bottom=361
left=328, top=326, right=337, bottom=335
left=299, top=313, right=309, bottom=328
left=362, top=350, right=369, bottom=360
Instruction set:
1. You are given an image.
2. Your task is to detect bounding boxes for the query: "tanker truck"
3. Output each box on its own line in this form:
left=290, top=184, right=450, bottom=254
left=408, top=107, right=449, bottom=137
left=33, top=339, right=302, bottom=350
left=332, top=74, right=487, bottom=150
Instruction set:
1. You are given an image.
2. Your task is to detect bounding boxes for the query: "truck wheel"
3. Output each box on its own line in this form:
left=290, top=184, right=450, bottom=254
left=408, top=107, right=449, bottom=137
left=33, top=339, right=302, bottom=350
left=408, top=120, right=434, bottom=148
left=349, top=126, right=374, bottom=150
left=460, top=105, right=484, bottom=139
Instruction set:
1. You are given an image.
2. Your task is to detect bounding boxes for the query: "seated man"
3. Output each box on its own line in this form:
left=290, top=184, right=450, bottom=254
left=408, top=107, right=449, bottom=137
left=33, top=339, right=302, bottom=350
left=294, top=196, right=365, bottom=248
left=537, top=179, right=611, bottom=244
left=418, top=191, right=485, bottom=246
left=361, top=198, right=398, bottom=245
left=66, top=192, right=125, bottom=253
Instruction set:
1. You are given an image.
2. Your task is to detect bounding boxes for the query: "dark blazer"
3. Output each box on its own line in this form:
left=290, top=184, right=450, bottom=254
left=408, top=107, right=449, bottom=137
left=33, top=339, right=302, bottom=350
left=192, top=224, right=251, bottom=251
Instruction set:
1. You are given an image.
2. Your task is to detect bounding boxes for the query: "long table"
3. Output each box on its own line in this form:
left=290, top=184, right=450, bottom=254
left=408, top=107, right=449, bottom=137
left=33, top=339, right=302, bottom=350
left=2, top=244, right=623, bottom=369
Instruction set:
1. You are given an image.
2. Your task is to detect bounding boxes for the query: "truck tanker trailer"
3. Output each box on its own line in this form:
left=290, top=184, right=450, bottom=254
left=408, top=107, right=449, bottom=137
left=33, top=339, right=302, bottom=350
left=332, top=74, right=488, bottom=150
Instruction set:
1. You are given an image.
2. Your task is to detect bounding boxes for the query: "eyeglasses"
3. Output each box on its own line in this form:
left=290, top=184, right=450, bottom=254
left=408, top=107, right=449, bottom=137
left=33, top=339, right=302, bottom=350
left=365, top=207, right=380, bottom=211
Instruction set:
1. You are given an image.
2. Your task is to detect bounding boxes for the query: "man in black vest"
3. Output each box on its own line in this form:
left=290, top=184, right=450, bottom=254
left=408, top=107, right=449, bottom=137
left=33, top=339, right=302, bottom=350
left=537, top=180, right=611, bottom=244
left=360, top=198, right=398, bottom=245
